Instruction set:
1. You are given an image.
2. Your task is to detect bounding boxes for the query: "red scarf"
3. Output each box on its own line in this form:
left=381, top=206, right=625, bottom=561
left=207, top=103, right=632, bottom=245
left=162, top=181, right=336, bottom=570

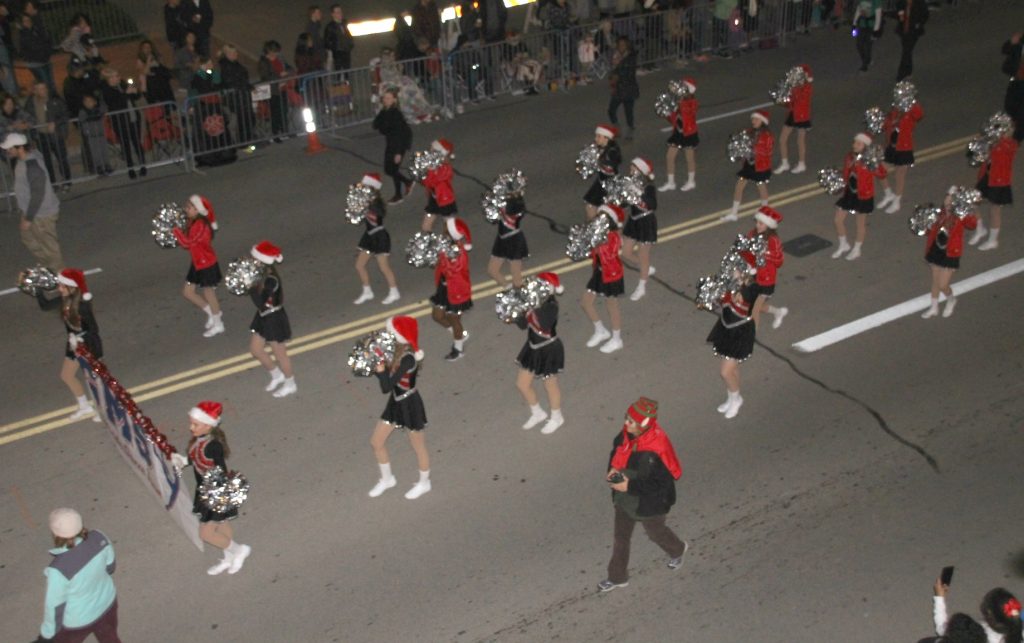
left=610, top=420, right=682, bottom=480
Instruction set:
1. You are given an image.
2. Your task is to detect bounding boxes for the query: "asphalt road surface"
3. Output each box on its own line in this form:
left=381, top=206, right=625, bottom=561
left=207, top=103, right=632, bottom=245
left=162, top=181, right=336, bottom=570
left=2, top=2, right=1024, bottom=641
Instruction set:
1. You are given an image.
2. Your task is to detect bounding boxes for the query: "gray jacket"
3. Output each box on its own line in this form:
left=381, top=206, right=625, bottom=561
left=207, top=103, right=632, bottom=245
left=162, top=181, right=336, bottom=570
left=14, top=150, right=59, bottom=220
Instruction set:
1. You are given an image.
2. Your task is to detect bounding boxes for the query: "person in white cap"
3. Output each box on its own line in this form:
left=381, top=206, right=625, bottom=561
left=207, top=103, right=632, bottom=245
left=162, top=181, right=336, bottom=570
left=725, top=110, right=774, bottom=221
left=173, top=194, right=225, bottom=337
left=832, top=132, right=887, bottom=261
left=248, top=241, right=297, bottom=397
left=582, top=204, right=626, bottom=354
left=583, top=124, right=622, bottom=221
left=660, top=77, right=699, bottom=192
left=621, top=157, right=658, bottom=302
left=353, top=173, right=401, bottom=305
left=511, top=271, right=565, bottom=434
left=3, top=131, right=64, bottom=275
left=369, top=315, right=432, bottom=499
left=38, top=508, right=120, bottom=642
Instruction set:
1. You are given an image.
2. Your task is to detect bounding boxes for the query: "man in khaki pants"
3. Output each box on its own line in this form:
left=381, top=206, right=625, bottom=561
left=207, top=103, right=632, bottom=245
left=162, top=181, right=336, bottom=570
left=3, top=132, right=63, bottom=276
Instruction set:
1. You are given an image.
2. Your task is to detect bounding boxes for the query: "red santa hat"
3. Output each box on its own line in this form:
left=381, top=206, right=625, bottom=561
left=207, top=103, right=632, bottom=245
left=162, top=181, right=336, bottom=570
left=189, top=400, right=222, bottom=427
left=251, top=240, right=283, bottom=264
left=626, top=397, right=658, bottom=428
left=386, top=315, right=424, bottom=360
left=854, top=132, right=873, bottom=146
left=57, top=268, right=91, bottom=300
left=446, top=217, right=472, bottom=250
left=189, top=194, right=217, bottom=230
left=431, top=138, right=455, bottom=158
left=536, top=271, right=564, bottom=295
left=361, top=173, right=383, bottom=190
left=799, top=64, right=813, bottom=82
left=594, top=124, right=618, bottom=139
left=682, top=77, right=696, bottom=93
left=631, top=157, right=654, bottom=180
left=754, top=206, right=783, bottom=229
left=752, top=110, right=770, bottom=125
left=598, top=203, right=626, bottom=229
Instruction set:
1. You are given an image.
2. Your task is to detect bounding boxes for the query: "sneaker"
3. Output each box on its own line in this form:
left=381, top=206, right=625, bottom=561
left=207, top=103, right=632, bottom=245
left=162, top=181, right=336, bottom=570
left=921, top=305, right=939, bottom=319
left=272, top=379, right=297, bottom=398
left=140, top=166, right=148, bottom=177
left=629, top=283, right=646, bottom=301
left=978, top=238, right=998, bottom=251
left=203, top=320, right=225, bottom=338
left=716, top=399, right=731, bottom=413
left=599, top=337, right=623, bottom=354
left=885, top=197, right=902, bottom=214
left=381, top=289, right=401, bottom=305
left=586, top=327, right=611, bottom=348
left=774, top=160, right=790, bottom=174
left=679, top=179, right=696, bottom=192
left=128, top=169, right=137, bottom=180
left=942, top=297, right=957, bottom=318
left=207, top=557, right=232, bottom=576
left=388, top=195, right=404, bottom=205
left=444, top=346, right=464, bottom=362
left=597, top=579, right=629, bottom=593
left=204, top=315, right=215, bottom=330
left=967, top=223, right=987, bottom=246
left=845, top=246, right=862, bottom=261
left=791, top=162, right=806, bottom=174
left=265, top=372, right=286, bottom=392
left=719, top=212, right=738, bottom=222
left=353, top=289, right=374, bottom=305
left=522, top=409, right=548, bottom=430
left=657, top=180, right=677, bottom=192
left=724, top=395, right=744, bottom=419
left=368, top=476, right=397, bottom=498
left=404, top=480, right=431, bottom=499
left=831, top=243, right=851, bottom=259
left=227, top=545, right=251, bottom=574
left=540, top=415, right=564, bottom=434
left=771, top=307, right=788, bottom=330
left=647, top=266, right=656, bottom=276
left=878, top=191, right=895, bottom=209
left=668, top=541, right=690, bottom=570
left=68, top=406, right=96, bottom=421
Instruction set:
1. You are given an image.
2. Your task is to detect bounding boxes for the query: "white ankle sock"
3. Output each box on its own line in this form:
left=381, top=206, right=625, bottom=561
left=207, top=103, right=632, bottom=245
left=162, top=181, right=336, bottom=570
left=418, top=469, right=430, bottom=484
left=760, top=199, right=769, bottom=206
left=611, top=330, right=621, bottom=342
left=269, top=367, right=283, bottom=379
left=731, top=201, right=740, bottom=214
left=379, top=462, right=392, bottom=479
left=851, top=242, right=862, bottom=252
left=549, top=409, right=563, bottom=422
left=202, top=305, right=212, bottom=318
left=529, top=403, right=543, bottom=416
left=453, top=338, right=465, bottom=350
left=988, top=228, right=1001, bottom=243
left=687, top=172, right=695, bottom=182
left=593, top=321, right=607, bottom=333
left=76, top=394, right=89, bottom=408
left=838, top=236, right=848, bottom=247
left=728, top=390, right=740, bottom=403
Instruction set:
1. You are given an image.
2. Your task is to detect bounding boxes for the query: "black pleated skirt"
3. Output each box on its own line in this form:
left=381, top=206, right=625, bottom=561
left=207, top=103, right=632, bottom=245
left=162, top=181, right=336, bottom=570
left=491, top=232, right=529, bottom=260
left=707, top=320, right=755, bottom=362
left=358, top=229, right=392, bottom=255
left=623, top=214, right=658, bottom=244
left=250, top=309, right=292, bottom=343
left=516, top=338, right=565, bottom=378
left=836, top=188, right=874, bottom=214
left=381, top=391, right=427, bottom=430
left=186, top=262, right=222, bottom=288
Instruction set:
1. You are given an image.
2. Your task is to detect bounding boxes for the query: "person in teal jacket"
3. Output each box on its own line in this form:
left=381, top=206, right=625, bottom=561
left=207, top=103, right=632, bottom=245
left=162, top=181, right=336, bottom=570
left=36, top=508, right=120, bottom=642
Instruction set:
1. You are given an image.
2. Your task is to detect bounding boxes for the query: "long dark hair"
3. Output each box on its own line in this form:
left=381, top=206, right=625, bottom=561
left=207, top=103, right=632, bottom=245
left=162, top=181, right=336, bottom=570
left=943, top=613, right=986, bottom=643
left=981, top=588, right=1023, bottom=643
left=62, top=287, right=82, bottom=329
left=189, top=425, right=231, bottom=459
left=53, top=528, right=89, bottom=549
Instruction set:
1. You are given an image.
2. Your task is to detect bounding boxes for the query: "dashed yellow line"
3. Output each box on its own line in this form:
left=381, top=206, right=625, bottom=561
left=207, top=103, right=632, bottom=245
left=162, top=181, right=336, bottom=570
left=0, top=136, right=972, bottom=446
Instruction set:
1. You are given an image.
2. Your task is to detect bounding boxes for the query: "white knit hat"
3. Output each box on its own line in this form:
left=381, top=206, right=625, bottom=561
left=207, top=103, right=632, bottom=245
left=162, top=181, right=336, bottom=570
left=49, top=508, right=83, bottom=538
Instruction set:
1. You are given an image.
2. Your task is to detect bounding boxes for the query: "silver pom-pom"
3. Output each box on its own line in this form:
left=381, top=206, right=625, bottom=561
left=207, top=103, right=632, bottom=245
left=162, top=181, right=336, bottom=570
left=347, top=330, right=397, bottom=376
left=818, top=166, right=845, bottom=195
left=948, top=186, right=981, bottom=219
left=769, top=66, right=808, bottom=105
left=856, top=144, right=884, bottom=171
left=966, top=135, right=990, bottom=167
left=494, top=277, right=555, bottom=323
left=345, top=183, right=375, bottom=225
left=404, top=232, right=457, bottom=268
left=908, top=203, right=941, bottom=236
left=655, top=92, right=676, bottom=118
left=695, top=236, right=764, bottom=310
left=667, top=79, right=690, bottom=98
left=151, top=203, right=187, bottom=248
left=602, top=173, right=645, bottom=207
left=727, top=130, right=754, bottom=164
left=199, top=466, right=250, bottom=513
left=863, top=106, right=886, bottom=135
left=733, top=233, right=768, bottom=267
left=521, top=276, right=554, bottom=308
left=410, top=149, right=446, bottom=181
left=17, top=266, right=57, bottom=296
left=565, top=215, right=611, bottom=262
left=481, top=169, right=527, bottom=224
left=983, top=112, right=1013, bottom=140
left=696, top=274, right=727, bottom=310
left=576, top=144, right=601, bottom=179
left=224, top=257, right=263, bottom=296
left=892, top=80, right=917, bottom=112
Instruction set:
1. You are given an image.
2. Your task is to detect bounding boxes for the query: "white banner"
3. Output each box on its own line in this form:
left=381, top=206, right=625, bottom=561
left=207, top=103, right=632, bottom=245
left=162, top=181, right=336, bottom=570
left=79, top=354, right=203, bottom=551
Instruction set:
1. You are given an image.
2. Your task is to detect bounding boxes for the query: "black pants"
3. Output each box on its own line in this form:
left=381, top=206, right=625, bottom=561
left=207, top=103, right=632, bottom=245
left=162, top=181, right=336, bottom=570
left=384, top=150, right=412, bottom=197
left=111, top=115, right=145, bottom=168
left=269, top=94, right=289, bottom=136
left=608, top=97, right=635, bottom=129
left=856, top=29, right=874, bottom=70
left=897, top=31, right=920, bottom=80
left=36, top=132, right=71, bottom=184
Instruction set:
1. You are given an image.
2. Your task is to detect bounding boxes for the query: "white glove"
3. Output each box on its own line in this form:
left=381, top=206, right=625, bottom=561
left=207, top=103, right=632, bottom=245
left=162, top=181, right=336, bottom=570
left=68, top=333, right=80, bottom=349
left=170, top=453, right=188, bottom=470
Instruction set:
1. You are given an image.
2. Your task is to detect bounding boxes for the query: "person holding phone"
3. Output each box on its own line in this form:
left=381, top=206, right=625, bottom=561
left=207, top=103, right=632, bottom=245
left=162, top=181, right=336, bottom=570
left=933, top=573, right=1023, bottom=643
left=598, top=398, right=688, bottom=593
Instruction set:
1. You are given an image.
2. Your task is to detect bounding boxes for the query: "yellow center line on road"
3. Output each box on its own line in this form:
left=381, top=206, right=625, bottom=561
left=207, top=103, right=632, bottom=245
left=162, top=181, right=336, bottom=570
left=0, top=136, right=973, bottom=446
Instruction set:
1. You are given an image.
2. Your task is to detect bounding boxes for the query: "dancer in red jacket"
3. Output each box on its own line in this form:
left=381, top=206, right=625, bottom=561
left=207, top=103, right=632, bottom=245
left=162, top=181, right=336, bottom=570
left=659, top=77, right=699, bottom=192
left=725, top=110, right=774, bottom=221
left=832, top=133, right=886, bottom=261
left=969, top=132, right=1019, bottom=251
left=922, top=188, right=978, bottom=319
left=774, top=65, right=813, bottom=176
left=431, top=217, right=473, bottom=361
left=173, top=194, right=224, bottom=337
left=582, top=204, right=626, bottom=354
left=420, top=138, right=457, bottom=232
left=745, top=206, right=788, bottom=329
left=878, top=96, right=924, bottom=214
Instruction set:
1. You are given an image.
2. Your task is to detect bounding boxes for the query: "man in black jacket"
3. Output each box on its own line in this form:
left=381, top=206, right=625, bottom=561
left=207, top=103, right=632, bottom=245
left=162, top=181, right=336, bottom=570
left=180, top=0, right=214, bottom=56
left=324, top=4, right=354, bottom=72
left=164, top=0, right=189, bottom=52
left=895, top=0, right=928, bottom=81
left=599, top=398, right=688, bottom=593
left=16, top=5, right=56, bottom=95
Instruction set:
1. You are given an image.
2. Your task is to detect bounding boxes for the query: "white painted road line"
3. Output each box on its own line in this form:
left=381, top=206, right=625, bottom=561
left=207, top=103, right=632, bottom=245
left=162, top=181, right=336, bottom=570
left=660, top=101, right=775, bottom=132
left=792, top=258, right=1024, bottom=353
left=0, top=267, right=103, bottom=297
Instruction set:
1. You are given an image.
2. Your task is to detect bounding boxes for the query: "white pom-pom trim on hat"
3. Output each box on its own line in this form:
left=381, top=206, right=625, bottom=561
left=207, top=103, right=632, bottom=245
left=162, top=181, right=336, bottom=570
left=361, top=175, right=383, bottom=190
left=189, top=406, right=221, bottom=427
left=595, top=126, right=616, bottom=139
left=631, top=157, right=654, bottom=179
left=754, top=211, right=778, bottom=229
left=854, top=133, right=873, bottom=146
left=683, top=80, right=696, bottom=94
left=56, top=273, right=92, bottom=300
left=251, top=247, right=283, bottom=264
left=189, top=194, right=208, bottom=216
left=752, top=111, right=770, bottom=125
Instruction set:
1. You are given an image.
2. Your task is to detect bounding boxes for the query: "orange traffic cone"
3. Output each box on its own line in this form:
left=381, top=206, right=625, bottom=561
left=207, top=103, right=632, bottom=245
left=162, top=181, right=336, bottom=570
left=305, top=130, right=327, bottom=155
